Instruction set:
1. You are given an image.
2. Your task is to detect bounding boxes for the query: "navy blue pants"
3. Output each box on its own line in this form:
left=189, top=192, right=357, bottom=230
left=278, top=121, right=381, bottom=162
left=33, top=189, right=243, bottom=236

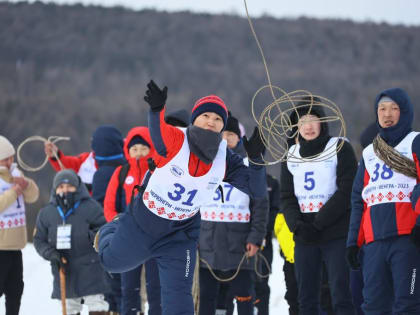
left=361, top=236, right=420, bottom=315
left=145, top=258, right=162, bottom=315
left=121, top=260, right=161, bottom=315
left=199, top=268, right=255, bottom=315
left=98, top=211, right=198, bottom=315
left=283, top=259, right=299, bottom=315
left=254, top=243, right=273, bottom=315
left=105, top=272, right=121, bottom=313
left=350, top=269, right=364, bottom=315
left=294, top=238, right=355, bottom=315
left=121, top=264, right=142, bottom=315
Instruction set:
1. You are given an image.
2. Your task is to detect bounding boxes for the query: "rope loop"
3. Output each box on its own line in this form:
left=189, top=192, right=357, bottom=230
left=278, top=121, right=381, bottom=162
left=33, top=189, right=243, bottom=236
left=243, top=0, right=346, bottom=165
left=16, top=136, right=70, bottom=171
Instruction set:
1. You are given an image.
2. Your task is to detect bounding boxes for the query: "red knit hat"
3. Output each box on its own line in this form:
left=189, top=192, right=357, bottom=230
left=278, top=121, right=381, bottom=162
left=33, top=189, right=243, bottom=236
left=191, top=95, right=228, bottom=129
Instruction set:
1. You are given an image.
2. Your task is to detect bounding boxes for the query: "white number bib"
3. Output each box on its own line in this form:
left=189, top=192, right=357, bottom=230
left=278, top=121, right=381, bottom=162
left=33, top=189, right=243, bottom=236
left=0, top=165, right=26, bottom=230
left=78, top=152, right=96, bottom=184
left=362, top=132, right=419, bottom=206
left=287, top=138, right=339, bottom=213
left=143, top=128, right=227, bottom=221
left=56, top=224, right=72, bottom=249
left=201, top=158, right=251, bottom=223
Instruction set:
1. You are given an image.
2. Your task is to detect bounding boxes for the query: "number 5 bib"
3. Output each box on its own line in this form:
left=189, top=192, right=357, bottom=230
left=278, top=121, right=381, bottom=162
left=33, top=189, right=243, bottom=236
left=287, top=138, right=340, bottom=213
left=143, top=128, right=227, bottom=221
left=362, top=131, right=419, bottom=206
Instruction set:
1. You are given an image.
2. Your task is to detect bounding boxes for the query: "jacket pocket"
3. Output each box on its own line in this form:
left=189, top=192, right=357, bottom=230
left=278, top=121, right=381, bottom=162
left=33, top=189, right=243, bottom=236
left=199, top=221, right=215, bottom=252
left=226, top=223, right=250, bottom=253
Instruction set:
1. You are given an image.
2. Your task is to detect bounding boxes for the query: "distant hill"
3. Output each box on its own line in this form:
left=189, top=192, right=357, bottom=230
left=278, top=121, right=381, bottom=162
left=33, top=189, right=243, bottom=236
left=1, top=1, right=419, bottom=237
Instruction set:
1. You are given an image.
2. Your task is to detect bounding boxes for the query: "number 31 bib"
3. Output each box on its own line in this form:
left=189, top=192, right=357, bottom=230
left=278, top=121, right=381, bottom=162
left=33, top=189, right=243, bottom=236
left=143, top=128, right=227, bottom=221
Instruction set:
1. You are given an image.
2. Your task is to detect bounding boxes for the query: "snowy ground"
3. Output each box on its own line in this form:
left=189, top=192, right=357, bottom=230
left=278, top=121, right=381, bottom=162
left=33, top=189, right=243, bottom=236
left=1, top=240, right=289, bottom=314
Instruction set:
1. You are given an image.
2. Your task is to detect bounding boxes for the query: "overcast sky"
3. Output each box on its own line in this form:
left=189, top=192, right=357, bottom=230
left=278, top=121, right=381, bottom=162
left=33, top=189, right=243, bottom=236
left=4, top=0, right=420, bottom=26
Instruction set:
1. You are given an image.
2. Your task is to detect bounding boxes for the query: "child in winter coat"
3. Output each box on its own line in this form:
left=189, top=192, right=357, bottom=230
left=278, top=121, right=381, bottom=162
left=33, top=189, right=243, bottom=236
left=104, top=126, right=161, bottom=315
left=0, top=135, right=39, bottom=315
left=280, top=97, right=358, bottom=315
left=33, top=169, right=109, bottom=315
left=96, top=80, right=267, bottom=315
left=47, top=125, right=125, bottom=313
left=347, top=88, right=420, bottom=314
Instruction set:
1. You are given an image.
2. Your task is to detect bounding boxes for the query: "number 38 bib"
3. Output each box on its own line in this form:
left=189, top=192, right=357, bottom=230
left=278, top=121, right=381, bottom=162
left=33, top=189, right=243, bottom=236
left=362, top=131, right=419, bottom=206
left=143, top=128, right=227, bottom=221
left=287, top=138, right=339, bottom=213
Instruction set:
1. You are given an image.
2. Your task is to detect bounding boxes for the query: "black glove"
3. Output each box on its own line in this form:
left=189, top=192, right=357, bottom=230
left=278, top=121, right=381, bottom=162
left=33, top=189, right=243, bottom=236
left=50, top=251, right=66, bottom=270
left=295, top=221, right=320, bottom=243
left=144, top=80, right=167, bottom=112
left=411, top=225, right=420, bottom=249
left=346, top=245, right=360, bottom=270
left=242, top=127, right=265, bottom=160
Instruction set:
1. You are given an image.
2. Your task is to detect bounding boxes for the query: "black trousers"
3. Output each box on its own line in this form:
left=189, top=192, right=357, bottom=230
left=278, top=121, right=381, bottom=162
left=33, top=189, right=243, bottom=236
left=199, top=268, right=255, bottom=315
left=283, top=260, right=299, bottom=315
left=294, top=238, right=355, bottom=315
left=0, top=250, right=24, bottom=315
left=254, top=243, right=273, bottom=315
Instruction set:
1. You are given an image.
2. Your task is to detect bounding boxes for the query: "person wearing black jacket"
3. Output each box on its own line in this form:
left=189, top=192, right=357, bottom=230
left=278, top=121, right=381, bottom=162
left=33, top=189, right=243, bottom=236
left=280, top=98, right=357, bottom=315
left=252, top=173, right=280, bottom=315
left=33, top=169, right=109, bottom=315
left=198, top=114, right=269, bottom=315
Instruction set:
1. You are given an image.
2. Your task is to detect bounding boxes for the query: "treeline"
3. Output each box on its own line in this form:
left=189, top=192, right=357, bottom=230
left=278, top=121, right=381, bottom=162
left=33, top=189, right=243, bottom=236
left=1, top=1, right=419, bottom=237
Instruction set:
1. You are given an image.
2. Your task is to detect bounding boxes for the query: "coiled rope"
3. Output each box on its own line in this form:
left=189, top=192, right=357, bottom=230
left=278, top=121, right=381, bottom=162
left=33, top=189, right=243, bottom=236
left=373, top=134, right=417, bottom=179
left=243, top=0, right=346, bottom=164
left=16, top=136, right=70, bottom=171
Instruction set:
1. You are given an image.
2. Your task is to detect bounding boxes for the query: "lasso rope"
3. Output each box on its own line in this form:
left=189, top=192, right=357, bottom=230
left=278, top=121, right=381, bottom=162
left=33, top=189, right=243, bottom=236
left=17, top=136, right=70, bottom=171
left=199, top=251, right=271, bottom=282
left=373, top=135, right=417, bottom=179
left=243, top=0, right=346, bottom=164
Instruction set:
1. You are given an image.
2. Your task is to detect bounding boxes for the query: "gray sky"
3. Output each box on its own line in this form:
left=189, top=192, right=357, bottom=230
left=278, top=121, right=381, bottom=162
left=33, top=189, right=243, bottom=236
left=5, top=0, right=420, bottom=26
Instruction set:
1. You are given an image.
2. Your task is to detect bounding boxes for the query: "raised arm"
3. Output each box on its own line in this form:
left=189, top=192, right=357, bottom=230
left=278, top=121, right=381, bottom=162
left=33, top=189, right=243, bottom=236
left=145, top=80, right=184, bottom=166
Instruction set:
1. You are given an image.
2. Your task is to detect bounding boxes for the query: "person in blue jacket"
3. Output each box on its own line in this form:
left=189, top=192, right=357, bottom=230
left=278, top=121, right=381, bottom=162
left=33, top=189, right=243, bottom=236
left=90, top=125, right=126, bottom=315
left=346, top=88, right=420, bottom=314
left=95, top=81, right=267, bottom=315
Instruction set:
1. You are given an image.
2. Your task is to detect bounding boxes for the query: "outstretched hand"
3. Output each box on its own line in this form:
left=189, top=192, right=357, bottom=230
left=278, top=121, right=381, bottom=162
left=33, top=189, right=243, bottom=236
left=144, top=80, right=168, bottom=112
left=242, top=127, right=265, bottom=160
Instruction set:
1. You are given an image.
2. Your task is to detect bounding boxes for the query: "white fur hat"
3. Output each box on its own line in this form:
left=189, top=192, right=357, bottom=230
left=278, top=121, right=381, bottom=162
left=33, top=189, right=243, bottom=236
left=0, top=136, right=16, bottom=160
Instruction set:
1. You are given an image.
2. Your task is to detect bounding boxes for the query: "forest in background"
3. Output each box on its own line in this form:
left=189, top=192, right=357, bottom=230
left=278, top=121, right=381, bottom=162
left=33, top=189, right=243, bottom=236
left=1, top=1, right=419, bottom=238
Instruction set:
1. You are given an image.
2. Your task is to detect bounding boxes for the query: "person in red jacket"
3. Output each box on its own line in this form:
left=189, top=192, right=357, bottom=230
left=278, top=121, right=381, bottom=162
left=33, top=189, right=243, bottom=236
left=104, top=126, right=155, bottom=222
left=45, top=144, right=96, bottom=193
left=44, top=125, right=125, bottom=197
left=104, top=126, right=159, bottom=315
